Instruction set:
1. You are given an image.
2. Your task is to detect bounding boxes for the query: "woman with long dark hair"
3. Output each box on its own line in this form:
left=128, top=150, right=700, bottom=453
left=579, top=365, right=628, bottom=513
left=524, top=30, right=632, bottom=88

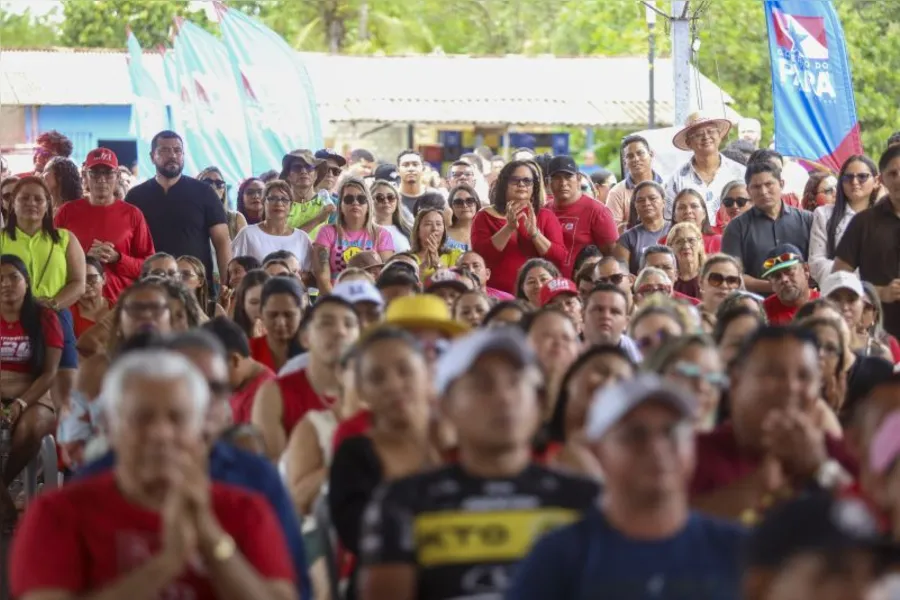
left=236, top=177, right=266, bottom=225
left=0, top=254, right=62, bottom=528
left=809, top=155, right=880, bottom=284
left=801, top=170, right=838, bottom=212
left=614, top=180, right=670, bottom=274
left=231, top=268, right=270, bottom=339
left=249, top=275, right=307, bottom=371
left=471, top=160, right=565, bottom=293
left=71, top=256, right=111, bottom=339
left=42, top=156, right=83, bottom=210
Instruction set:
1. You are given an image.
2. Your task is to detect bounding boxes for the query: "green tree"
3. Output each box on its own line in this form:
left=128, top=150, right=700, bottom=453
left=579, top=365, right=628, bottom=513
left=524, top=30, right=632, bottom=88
left=60, top=0, right=211, bottom=48
left=0, top=7, right=61, bottom=48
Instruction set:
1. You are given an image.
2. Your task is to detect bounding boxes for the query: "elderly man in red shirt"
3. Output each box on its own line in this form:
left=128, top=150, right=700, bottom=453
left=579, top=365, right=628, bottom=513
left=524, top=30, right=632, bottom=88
left=761, top=244, right=818, bottom=325
left=55, top=148, right=155, bottom=301
left=11, top=349, right=297, bottom=600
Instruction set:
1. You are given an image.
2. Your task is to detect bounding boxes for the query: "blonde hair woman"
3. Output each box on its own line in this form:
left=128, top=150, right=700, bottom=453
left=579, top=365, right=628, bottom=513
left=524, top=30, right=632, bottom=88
left=177, top=255, right=226, bottom=318
left=665, top=221, right=706, bottom=300
left=409, top=207, right=464, bottom=278
left=198, top=166, right=246, bottom=240
left=313, top=176, right=394, bottom=293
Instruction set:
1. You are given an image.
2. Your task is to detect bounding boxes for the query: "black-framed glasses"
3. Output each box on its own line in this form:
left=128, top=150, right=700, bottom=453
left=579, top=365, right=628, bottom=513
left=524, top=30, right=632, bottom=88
left=841, top=173, right=872, bottom=184
left=451, top=197, right=477, bottom=208
left=636, top=329, right=674, bottom=351
left=265, top=195, right=291, bottom=204
left=327, top=167, right=342, bottom=177
left=597, top=273, right=626, bottom=285
left=290, top=163, right=314, bottom=173
left=509, top=176, right=534, bottom=188
left=202, top=178, right=226, bottom=189
left=342, top=194, right=368, bottom=205
left=374, top=193, right=397, bottom=204
left=722, top=196, right=750, bottom=209
left=89, top=169, right=116, bottom=181
left=244, top=188, right=264, bottom=197
left=706, top=272, right=741, bottom=287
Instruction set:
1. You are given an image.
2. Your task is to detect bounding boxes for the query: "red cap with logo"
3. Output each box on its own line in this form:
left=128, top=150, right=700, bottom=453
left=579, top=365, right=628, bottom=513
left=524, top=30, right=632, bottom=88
left=85, top=147, right=119, bottom=170
left=539, top=277, right=578, bottom=307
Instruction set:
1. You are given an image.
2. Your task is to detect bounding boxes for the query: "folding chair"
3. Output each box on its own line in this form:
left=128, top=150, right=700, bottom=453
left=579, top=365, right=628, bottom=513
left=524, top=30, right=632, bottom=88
left=23, top=435, right=59, bottom=505
left=313, top=494, right=342, bottom=600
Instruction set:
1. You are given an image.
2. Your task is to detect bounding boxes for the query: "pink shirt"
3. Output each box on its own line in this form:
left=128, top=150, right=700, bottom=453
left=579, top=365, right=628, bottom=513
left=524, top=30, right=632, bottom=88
left=314, top=225, right=393, bottom=279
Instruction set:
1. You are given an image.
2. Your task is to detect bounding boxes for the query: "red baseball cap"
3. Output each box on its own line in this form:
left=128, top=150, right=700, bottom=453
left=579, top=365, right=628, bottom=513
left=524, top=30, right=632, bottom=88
left=85, top=147, right=119, bottom=170
left=539, top=277, right=578, bottom=307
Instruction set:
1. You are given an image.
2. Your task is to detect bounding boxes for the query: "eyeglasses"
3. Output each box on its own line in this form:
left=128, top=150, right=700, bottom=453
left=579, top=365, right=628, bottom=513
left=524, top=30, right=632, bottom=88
left=179, top=270, right=198, bottom=280
left=342, top=194, right=368, bottom=205
left=722, top=196, right=750, bottom=209
left=147, top=269, right=180, bottom=280
left=201, top=178, right=226, bottom=189
left=89, top=169, right=116, bottom=181
left=244, top=188, right=264, bottom=197
left=672, top=237, right=700, bottom=248
left=706, top=272, right=741, bottom=288
left=636, top=329, right=673, bottom=351
left=450, top=171, right=475, bottom=180
left=290, top=163, right=314, bottom=173
left=636, top=284, right=671, bottom=296
left=841, top=173, right=872, bottom=184
left=762, top=252, right=801, bottom=271
left=597, top=273, right=626, bottom=286
left=265, top=195, right=291, bottom=204
left=671, top=362, right=729, bottom=388
left=326, top=167, right=342, bottom=177
left=451, top=197, right=478, bottom=208
left=374, top=193, right=397, bottom=204
left=122, top=302, right=170, bottom=317
left=509, top=176, right=534, bottom=188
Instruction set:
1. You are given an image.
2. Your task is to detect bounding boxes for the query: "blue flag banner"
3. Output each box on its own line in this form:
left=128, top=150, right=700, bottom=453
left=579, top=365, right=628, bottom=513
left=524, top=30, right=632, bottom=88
left=125, top=31, right=171, bottom=181
left=172, top=18, right=252, bottom=188
left=763, top=0, right=862, bottom=172
left=215, top=1, right=323, bottom=174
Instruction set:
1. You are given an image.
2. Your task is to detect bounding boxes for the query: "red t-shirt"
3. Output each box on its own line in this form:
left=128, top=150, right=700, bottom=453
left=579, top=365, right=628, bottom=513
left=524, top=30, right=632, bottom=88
left=276, top=369, right=336, bottom=437
left=230, top=366, right=276, bottom=424
left=658, top=232, right=722, bottom=256
left=764, top=289, right=820, bottom=325
left=550, top=195, right=618, bottom=278
left=249, top=336, right=276, bottom=372
left=70, top=303, right=100, bottom=339
left=888, top=335, right=900, bottom=364
left=0, top=308, right=63, bottom=373
left=470, top=207, right=566, bottom=294
left=11, top=473, right=295, bottom=598
left=55, top=198, right=156, bottom=302
left=690, top=422, right=857, bottom=498
left=332, top=409, right=373, bottom=454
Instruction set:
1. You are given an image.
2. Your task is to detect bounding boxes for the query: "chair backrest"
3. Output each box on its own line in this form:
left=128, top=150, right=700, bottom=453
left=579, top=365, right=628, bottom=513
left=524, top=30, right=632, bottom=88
left=313, top=494, right=342, bottom=600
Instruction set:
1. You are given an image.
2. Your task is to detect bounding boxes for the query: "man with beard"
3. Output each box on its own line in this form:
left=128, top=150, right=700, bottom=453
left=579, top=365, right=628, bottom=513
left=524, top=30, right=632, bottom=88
left=397, top=149, right=437, bottom=216
left=761, top=244, right=818, bottom=325
left=125, top=130, right=232, bottom=292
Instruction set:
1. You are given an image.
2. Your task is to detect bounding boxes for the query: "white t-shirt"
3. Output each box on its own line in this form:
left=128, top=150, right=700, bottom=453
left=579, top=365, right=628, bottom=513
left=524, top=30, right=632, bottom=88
left=231, top=223, right=313, bottom=268
left=279, top=352, right=309, bottom=376
left=382, top=224, right=411, bottom=252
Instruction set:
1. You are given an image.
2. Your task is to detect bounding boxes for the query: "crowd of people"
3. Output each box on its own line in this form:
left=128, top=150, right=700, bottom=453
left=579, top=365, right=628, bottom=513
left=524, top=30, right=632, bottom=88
left=1, top=115, right=900, bottom=600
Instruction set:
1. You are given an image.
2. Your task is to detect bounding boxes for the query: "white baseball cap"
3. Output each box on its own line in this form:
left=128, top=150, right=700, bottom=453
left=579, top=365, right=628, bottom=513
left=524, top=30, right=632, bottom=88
left=434, top=328, right=535, bottom=396
left=820, top=271, right=864, bottom=299
left=585, top=374, right=696, bottom=441
left=331, top=280, right=384, bottom=308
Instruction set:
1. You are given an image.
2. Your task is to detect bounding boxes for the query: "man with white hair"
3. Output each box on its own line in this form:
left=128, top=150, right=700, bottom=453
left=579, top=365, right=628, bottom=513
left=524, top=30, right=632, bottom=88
left=738, top=118, right=763, bottom=148
left=11, top=350, right=298, bottom=600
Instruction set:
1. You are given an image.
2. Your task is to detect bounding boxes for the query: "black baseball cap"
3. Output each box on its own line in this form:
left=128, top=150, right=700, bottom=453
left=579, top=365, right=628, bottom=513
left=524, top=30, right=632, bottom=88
left=315, top=148, right=347, bottom=167
left=761, top=243, right=805, bottom=278
left=548, top=155, right=579, bottom=177
left=373, top=163, right=400, bottom=186
left=744, top=492, right=900, bottom=570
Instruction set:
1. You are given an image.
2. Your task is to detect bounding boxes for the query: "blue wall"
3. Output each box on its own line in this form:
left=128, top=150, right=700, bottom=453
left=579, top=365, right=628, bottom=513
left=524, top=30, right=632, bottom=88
left=36, top=105, right=134, bottom=166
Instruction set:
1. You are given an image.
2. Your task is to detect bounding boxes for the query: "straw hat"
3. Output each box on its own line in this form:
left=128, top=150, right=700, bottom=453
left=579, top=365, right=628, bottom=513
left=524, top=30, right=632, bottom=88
left=384, top=294, right=470, bottom=338
left=672, top=111, right=733, bottom=151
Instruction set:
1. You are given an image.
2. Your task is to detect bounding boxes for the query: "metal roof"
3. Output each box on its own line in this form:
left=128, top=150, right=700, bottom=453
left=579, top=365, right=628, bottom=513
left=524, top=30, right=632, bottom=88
left=0, top=49, right=739, bottom=127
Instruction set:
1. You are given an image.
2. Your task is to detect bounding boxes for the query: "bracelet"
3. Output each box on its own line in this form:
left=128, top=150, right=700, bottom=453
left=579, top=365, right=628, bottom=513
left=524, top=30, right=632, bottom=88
left=15, top=398, right=27, bottom=411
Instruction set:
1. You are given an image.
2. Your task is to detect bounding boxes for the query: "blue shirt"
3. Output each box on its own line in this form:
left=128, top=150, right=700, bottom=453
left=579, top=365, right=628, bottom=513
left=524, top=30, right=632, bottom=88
left=506, top=506, right=744, bottom=600
left=77, top=442, right=312, bottom=600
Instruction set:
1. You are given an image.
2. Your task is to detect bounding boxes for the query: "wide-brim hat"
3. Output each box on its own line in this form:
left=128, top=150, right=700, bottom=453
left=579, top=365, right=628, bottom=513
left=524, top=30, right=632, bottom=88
left=280, top=149, right=319, bottom=173
left=384, top=294, right=470, bottom=338
left=672, top=111, right=733, bottom=151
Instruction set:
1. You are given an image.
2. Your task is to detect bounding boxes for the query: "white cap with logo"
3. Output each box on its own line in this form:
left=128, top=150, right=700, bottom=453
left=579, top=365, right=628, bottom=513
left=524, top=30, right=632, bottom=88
left=331, top=280, right=385, bottom=308
left=820, top=271, right=864, bottom=298
left=585, top=374, right=696, bottom=441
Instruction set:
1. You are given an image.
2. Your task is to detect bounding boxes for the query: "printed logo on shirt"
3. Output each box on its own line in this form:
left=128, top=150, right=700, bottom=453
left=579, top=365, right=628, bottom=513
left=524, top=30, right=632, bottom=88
left=0, top=336, right=30, bottom=363
left=413, top=508, right=577, bottom=567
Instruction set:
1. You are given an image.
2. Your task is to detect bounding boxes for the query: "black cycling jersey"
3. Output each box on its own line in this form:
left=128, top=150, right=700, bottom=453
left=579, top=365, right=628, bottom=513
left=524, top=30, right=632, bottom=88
left=359, top=463, right=599, bottom=600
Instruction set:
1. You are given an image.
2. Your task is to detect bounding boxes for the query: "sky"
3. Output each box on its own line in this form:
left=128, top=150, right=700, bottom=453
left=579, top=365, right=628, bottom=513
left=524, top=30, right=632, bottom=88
left=1, top=0, right=216, bottom=20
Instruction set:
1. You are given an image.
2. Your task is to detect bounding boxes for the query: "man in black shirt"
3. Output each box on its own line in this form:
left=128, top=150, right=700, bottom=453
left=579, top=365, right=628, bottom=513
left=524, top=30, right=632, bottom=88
left=125, top=130, right=231, bottom=291
left=359, top=328, right=599, bottom=600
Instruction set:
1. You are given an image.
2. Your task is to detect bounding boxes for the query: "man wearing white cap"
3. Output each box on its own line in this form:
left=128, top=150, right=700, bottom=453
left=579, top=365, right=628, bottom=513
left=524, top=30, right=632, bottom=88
left=664, top=111, right=746, bottom=226
left=507, top=374, right=744, bottom=600
left=358, top=328, right=598, bottom=600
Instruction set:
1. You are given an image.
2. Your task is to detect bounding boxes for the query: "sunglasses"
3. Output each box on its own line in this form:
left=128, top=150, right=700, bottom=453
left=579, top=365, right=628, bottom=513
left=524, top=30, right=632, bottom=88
left=636, top=329, right=673, bottom=351
left=265, top=195, right=291, bottom=204
left=671, top=362, right=729, bottom=388
left=706, top=272, right=741, bottom=287
left=326, top=167, right=342, bottom=177
left=841, top=173, right=872, bottom=184
left=451, top=197, right=478, bottom=208
left=201, top=178, right=226, bottom=189
left=597, top=273, right=626, bottom=286
left=290, top=163, right=315, bottom=173
left=509, top=176, right=534, bottom=188
left=722, top=196, right=749, bottom=209
left=374, top=193, right=397, bottom=204
left=762, top=252, right=801, bottom=271
left=342, top=194, right=368, bottom=205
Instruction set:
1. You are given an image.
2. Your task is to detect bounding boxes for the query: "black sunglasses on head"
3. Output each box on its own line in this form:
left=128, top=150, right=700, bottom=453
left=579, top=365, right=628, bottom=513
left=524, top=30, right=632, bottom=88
left=722, top=196, right=749, bottom=209
left=202, top=178, right=226, bottom=189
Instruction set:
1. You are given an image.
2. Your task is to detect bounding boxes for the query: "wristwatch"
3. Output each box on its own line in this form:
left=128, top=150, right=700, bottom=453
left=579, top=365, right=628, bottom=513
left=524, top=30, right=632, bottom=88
left=211, top=534, right=236, bottom=562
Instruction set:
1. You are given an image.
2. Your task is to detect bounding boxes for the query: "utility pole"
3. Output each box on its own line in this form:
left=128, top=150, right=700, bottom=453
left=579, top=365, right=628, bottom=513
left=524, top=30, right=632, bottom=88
left=645, top=1, right=657, bottom=129
left=671, top=0, right=693, bottom=127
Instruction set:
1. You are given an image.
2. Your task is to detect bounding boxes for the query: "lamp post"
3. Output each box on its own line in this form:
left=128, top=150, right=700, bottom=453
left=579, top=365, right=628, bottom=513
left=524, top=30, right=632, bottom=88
left=646, top=0, right=657, bottom=129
